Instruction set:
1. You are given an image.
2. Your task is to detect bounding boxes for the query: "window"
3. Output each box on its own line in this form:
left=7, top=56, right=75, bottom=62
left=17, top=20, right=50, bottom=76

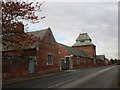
left=86, top=40, right=91, bottom=42
left=81, top=40, right=85, bottom=42
left=77, top=57, right=80, bottom=65
left=2, top=55, right=24, bottom=61
left=47, top=53, right=53, bottom=65
left=2, top=55, right=11, bottom=60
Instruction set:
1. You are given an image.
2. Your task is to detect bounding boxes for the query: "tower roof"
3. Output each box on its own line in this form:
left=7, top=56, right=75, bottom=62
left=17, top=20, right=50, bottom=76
left=73, top=33, right=95, bottom=46
left=76, top=33, right=91, bottom=41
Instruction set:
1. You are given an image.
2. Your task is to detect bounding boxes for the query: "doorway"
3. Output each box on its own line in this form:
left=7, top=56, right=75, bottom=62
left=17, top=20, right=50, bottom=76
left=61, top=57, right=70, bottom=70
left=28, top=59, right=35, bottom=74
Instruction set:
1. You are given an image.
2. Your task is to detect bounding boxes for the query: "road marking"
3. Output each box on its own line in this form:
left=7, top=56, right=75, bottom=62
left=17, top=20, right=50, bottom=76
left=60, top=66, right=117, bottom=88
left=46, top=66, right=116, bottom=88
left=47, top=78, right=76, bottom=88
left=62, top=66, right=117, bottom=88
left=79, top=66, right=116, bottom=81
left=96, top=66, right=116, bottom=74
left=66, top=70, right=76, bottom=72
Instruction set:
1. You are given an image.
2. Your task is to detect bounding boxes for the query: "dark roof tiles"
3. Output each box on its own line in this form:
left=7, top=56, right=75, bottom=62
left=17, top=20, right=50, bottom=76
left=76, top=33, right=91, bottom=41
left=73, top=41, right=94, bottom=46
left=73, top=33, right=95, bottom=46
left=3, top=28, right=51, bottom=51
left=28, top=28, right=51, bottom=39
left=59, top=43, right=93, bottom=59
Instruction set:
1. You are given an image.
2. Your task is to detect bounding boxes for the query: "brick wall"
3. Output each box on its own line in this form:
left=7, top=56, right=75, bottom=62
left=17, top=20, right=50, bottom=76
left=2, top=30, right=61, bottom=80
left=58, top=44, right=71, bottom=59
left=96, top=60, right=106, bottom=66
left=2, top=49, right=37, bottom=80
left=59, top=45, right=95, bottom=69
left=72, top=56, right=85, bottom=69
left=35, top=31, right=60, bottom=74
left=72, top=45, right=96, bottom=58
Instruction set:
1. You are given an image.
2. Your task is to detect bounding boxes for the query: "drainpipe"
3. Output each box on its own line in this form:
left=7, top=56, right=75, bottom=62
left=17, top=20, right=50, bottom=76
left=58, top=51, right=62, bottom=71
left=94, top=58, right=96, bottom=65
left=70, top=54, right=73, bottom=69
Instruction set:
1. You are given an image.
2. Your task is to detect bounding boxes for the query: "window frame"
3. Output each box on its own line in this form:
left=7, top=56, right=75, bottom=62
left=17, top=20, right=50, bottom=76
left=47, top=53, right=53, bottom=65
left=77, top=57, right=80, bottom=65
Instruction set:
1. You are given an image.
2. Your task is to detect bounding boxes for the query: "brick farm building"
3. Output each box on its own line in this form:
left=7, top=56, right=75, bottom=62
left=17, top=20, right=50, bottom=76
left=2, top=27, right=109, bottom=80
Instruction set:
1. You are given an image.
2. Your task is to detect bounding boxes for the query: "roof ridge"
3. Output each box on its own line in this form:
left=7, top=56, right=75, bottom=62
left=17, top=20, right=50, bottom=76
left=28, top=28, right=50, bottom=33
left=27, top=27, right=51, bottom=39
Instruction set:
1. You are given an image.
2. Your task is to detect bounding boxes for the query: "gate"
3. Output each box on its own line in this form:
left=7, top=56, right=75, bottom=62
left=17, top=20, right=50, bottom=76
left=61, top=57, right=70, bottom=70
left=28, top=59, right=35, bottom=74
left=66, top=60, right=69, bottom=70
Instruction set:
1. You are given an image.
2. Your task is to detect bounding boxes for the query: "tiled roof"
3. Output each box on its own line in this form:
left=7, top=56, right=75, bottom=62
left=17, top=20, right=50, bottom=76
left=28, top=27, right=51, bottom=39
left=59, top=43, right=93, bottom=59
left=3, top=28, right=51, bottom=51
left=76, top=33, right=91, bottom=41
left=73, top=41, right=94, bottom=46
left=72, top=33, right=95, bottom=46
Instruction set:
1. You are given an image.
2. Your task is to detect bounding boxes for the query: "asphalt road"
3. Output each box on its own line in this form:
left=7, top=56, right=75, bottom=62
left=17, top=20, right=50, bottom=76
left=3, top=65, right=119, bottom=88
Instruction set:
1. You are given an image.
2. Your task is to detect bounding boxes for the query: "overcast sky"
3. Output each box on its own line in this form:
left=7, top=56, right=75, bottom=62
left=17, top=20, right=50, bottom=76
left=27, top=2, right=118, bottom=59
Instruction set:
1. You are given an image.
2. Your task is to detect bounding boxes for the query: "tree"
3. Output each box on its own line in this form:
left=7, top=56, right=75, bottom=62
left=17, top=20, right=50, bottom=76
left=110, top=59, right=114, bottom=64
left=118, top=59, right=120, bottom=65
left=114, top=59, right=118, bottom=64
left=2, top=0, right=45, bottom=49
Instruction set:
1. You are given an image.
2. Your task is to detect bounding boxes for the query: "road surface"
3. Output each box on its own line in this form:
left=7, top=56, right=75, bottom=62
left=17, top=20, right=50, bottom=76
left=3, top=65, right=119, bottom=88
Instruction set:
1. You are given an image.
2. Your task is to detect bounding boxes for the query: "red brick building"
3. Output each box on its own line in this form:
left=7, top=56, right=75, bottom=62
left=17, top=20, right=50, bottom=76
left=2, top=28, right=60, bottom=80
left=2, top=28, right=109, bottom=80
left=72, top=33, right=97, bottom=66
left=58, top=43, right=94, bottom=70
left=96, top=55, right=109, bottom=66
left=72, top=33, right=96, bottom=58
left=28, top=28, right=60, bottom=74
left=71, top=33, right=109, bottom=66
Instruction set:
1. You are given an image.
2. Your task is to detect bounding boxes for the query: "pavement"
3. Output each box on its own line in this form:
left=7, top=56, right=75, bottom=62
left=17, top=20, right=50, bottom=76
left=2, top=65, right=119, bottom=88
left=2, top=70, right=67, bottom=86
left=2, top=68, right=84, bottom=86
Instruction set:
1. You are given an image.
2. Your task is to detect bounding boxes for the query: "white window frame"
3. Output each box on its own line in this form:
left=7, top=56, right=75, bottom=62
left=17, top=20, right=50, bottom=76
left=47, top=53, right=53, bottom=65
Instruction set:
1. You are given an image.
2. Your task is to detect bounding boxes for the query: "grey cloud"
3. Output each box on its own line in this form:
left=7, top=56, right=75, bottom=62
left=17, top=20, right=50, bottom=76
left=28, top=2, right=118, bottom=59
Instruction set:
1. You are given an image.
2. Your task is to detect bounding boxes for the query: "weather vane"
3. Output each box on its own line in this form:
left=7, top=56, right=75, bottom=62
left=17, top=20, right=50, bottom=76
left=82, top=28, right=84, bottom=33
left=81, top=25, right=86, bottom=33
